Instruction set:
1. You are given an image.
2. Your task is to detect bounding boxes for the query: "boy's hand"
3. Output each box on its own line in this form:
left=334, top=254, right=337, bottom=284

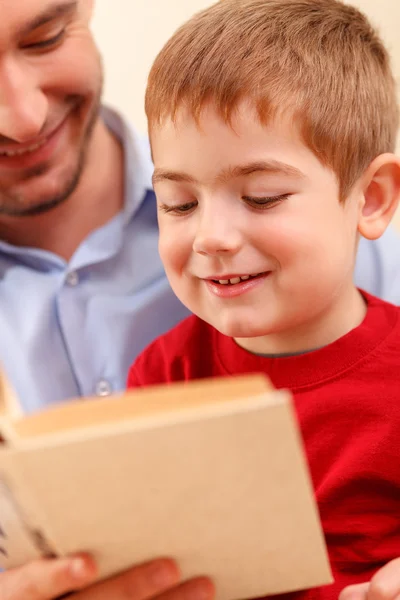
left=0, top=554, right=215, bottom=600
left=340, top=558, right=400, bottom=600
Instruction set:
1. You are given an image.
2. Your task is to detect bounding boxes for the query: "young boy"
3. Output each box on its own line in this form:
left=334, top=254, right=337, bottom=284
left=128, top=0, right=400, bottom=598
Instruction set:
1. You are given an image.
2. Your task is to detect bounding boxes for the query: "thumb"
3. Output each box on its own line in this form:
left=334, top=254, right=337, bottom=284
left=0, top=554, right=97, bottom=600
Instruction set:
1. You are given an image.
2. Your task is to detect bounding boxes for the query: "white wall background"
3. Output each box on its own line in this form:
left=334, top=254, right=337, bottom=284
left=91, top=0, right=400, bottom=229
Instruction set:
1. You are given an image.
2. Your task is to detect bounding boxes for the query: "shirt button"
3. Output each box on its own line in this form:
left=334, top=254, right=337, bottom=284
left=95, top=379, right=113, bottom=397
left=66, top=271, right=79, bottom=286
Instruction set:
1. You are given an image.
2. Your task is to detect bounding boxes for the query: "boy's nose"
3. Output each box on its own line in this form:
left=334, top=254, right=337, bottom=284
left=0, top=58, right=48, bottom=143
left=193, top=212, right=242, bottom=256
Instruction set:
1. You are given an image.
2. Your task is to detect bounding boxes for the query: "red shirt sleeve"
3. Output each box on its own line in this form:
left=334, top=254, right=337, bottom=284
left=126, top=357, right=144, bottom=388
left=126, top=315, right=217, bottom=389
left=126, top=337, right=167, bottom=388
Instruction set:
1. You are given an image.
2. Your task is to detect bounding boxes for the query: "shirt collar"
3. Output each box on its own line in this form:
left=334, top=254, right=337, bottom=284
left=100, top=105, right=154, bottom=226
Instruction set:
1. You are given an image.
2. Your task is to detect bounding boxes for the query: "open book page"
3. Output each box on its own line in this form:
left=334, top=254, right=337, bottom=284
left=0, top=463, right=56, bottom=567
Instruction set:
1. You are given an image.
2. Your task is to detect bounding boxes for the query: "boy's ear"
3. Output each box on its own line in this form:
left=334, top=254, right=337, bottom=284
left=358, top=153, right=400, bottom=240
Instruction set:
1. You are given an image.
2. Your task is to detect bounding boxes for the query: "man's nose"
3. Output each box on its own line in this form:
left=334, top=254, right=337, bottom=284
left=192, top=206, right=242, bottom=256
left=0, top=58, right=48, bottom=143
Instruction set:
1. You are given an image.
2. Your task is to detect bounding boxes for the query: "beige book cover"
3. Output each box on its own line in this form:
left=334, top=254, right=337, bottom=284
left=0, top=373, right=332, bottom=600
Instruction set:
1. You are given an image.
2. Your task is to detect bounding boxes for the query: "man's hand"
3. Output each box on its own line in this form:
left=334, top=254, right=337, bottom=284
left=339, top=558, right=400, bottom=600
left=0, top=554, right=215, bottom=600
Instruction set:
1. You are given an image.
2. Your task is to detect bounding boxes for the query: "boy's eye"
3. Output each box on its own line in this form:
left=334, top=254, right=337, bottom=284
left=159, top=201, right=198, bottom=216
left=242, top=193, right=290, bottom=208
left=23, top=29, right=66, bottom=51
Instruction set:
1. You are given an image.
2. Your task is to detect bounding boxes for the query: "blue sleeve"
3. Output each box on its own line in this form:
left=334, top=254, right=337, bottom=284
left=354, top=227, right=400, bottom=304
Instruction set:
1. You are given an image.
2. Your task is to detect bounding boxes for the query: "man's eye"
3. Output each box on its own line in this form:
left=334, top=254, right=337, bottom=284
left=24, top=29, right=66, bottom=50
left=242, top=194, right=290, bottom=208
left=159, top=201, right=197, bottom=216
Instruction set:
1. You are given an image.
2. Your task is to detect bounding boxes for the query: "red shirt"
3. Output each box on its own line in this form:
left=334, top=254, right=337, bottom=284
left=128, top=293, right=400, bottom=599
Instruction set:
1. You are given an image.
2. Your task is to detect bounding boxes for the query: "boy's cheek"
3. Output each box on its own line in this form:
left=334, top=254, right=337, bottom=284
left=158, top=234, right=188, bottom=273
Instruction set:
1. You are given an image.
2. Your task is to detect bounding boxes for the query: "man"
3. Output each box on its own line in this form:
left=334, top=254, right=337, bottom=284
left=0, top=0, right=190, bottom=413
left=0, top=1, right=398, bottom=599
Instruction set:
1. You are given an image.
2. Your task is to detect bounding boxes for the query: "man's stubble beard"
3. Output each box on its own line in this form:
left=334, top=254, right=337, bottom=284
left=0, top=90, right=102, bottom=218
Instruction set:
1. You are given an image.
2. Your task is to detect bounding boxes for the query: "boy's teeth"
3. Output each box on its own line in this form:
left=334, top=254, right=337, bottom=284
left=216, top=274, right=260, bottom=285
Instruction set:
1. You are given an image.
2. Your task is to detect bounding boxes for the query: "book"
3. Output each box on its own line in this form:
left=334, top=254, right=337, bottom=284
left=0, top=372, right=332, bottom=599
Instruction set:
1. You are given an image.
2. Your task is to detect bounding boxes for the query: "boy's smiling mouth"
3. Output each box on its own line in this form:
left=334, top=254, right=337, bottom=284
left=202, top=272, right=271, bottom=297
left=208, top=272, right=268, bottom=285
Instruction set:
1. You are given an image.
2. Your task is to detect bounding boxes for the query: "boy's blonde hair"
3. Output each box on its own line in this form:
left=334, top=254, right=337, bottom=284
left=145, top=0, right=399, bottom=199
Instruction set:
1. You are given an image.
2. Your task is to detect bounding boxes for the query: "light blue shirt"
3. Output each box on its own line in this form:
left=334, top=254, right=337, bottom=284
left=355, top=231, right=400, bottom=302
left=0, top=107, right=189, bottom=413
left=0, top=107, right=399, bottom=413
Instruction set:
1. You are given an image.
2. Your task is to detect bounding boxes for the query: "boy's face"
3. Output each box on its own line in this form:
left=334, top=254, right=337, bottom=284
left=151, top=104, right=364, bottom=353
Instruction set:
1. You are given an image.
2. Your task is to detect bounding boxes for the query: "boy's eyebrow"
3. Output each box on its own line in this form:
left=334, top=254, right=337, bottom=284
left=152, top=160, right=306, bottom=186
left=216, top=161, right=306, bottom=183
left=20, top=1, right=78, bottom=35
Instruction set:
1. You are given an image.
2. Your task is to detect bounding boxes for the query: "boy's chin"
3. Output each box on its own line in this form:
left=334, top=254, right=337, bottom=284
left=211, top=316, right=270, bottom=340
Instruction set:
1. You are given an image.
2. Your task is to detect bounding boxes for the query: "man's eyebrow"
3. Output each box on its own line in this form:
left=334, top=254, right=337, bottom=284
left=20, top=1, right=78, bottom=35
left=152, top=160, right=305, bottom=186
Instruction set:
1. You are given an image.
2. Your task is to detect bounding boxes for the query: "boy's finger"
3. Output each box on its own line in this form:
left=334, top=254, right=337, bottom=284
left=367, top=558, right=400, bottom=600
left=0, top=554, right=97, bottom=600
left=339, top=582, right=369, bottom=600
left=340, top=558, right=400, bottom=600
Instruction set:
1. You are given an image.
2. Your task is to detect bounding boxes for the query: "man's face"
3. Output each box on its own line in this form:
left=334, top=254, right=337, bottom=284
left=0, top=0, right=102, bottom=216
left=152, top=104, right=363, bottom=352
